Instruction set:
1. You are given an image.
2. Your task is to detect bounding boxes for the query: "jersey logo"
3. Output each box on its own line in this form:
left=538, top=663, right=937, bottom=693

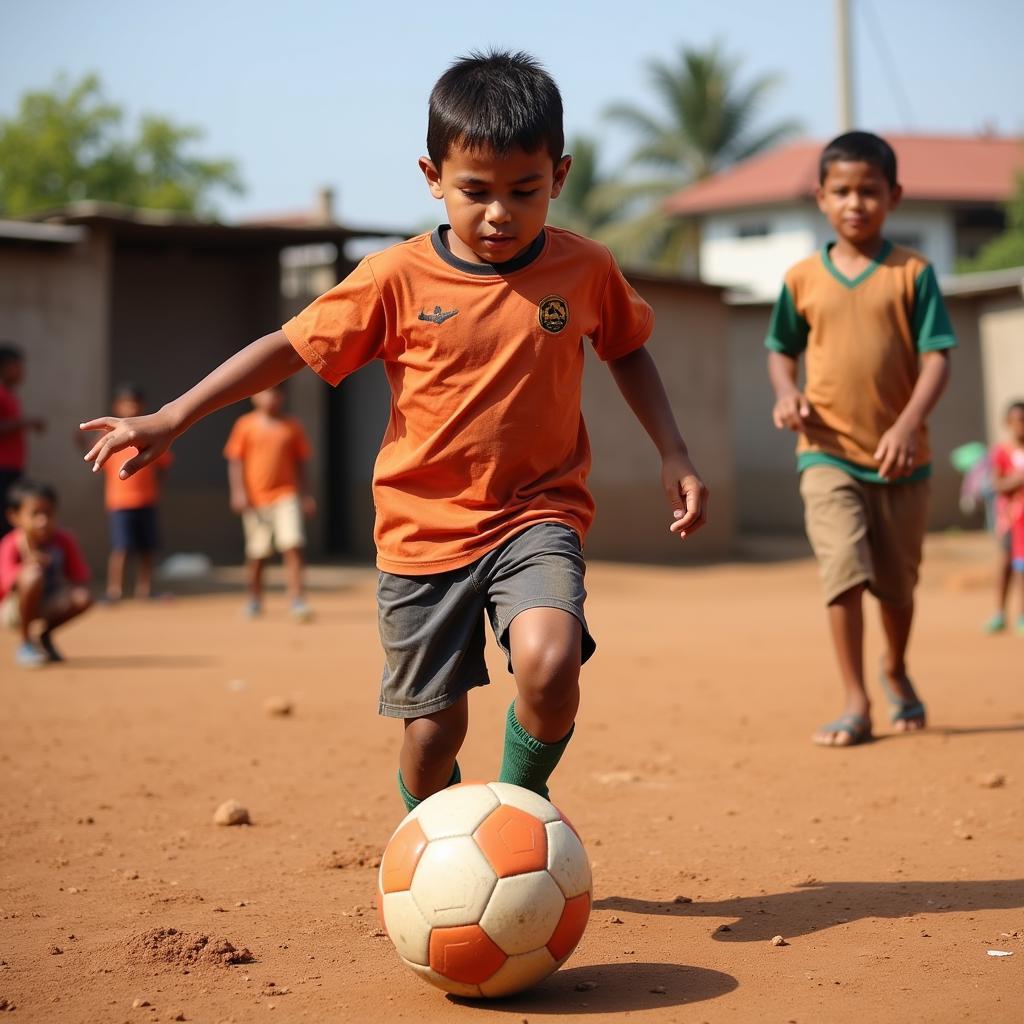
left=418, top=305, right=459, bottom=325
left=538, top=294, right=569, bottom=334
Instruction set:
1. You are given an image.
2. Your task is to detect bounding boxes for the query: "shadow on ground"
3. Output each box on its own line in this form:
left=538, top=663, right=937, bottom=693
left=596, top=879, right=1024, bottom=942
left=453, top=962, right=738, bottom=1014
left=63, top=654, right=215, bottom=670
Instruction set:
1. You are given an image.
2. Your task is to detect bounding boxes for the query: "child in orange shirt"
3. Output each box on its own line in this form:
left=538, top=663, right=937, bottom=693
left=223, top=386, right=314, bottom=621
left=1, top=480, right=91, bottom=668
left=100, top=385, right=173, bottom=601
left=82, top=51, right=707, bottom=813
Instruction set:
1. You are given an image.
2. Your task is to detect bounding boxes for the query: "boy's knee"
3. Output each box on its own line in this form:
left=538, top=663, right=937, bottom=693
left=69, top=587, right=93, bottom=613
left=514, top=638, right=581, bottom=713
left=403, top=707, right=467, bottom=762
left=17, top=564, right=44, bottom=592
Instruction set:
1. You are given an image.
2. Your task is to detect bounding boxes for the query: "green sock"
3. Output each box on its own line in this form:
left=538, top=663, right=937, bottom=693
left=498, top=702, right=574, bottom=800
left=397, top=761, right=461, bottom=813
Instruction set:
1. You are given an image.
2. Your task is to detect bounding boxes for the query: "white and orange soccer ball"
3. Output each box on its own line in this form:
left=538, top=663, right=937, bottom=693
left=377, top=781, right=592, bottom=997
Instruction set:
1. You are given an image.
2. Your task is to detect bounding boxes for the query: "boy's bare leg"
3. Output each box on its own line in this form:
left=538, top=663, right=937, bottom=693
left=42, top=587, right=93, bottom=633
left=995, top=551, right=1012, bottom=615
left=879, top=599, right=924, bottom=731
left=247, top=557, right=264, bottom=604
left=815, top=583, right=870, bottom=745
left=15, top=565, right=45, bottom=643
left=400, top=697, right=468, bottom=800
left=508, top=607, right=581, bottom=742
left=107, top=550, right=126, bottom=600
left=136, top=552, right=154, bottom=599
left=282, top=547, right=304, bottom=603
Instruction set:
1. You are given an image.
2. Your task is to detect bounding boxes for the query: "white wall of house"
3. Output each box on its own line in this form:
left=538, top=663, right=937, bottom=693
left=700, top=202, right=956, bottom=299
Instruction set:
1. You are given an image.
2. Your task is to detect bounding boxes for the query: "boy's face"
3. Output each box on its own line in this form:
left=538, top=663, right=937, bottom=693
left=8, top=495, right=56, bottom=545
left=419, top=143, right=571, bottom=265
left=0, top=358, right=24, bottom=388
left=113, top=396, right=143, bottom=418
left=252, top=388, right=283, bottom=415
left=816, top=160, right=901, bottom=247
left=1008, top=407, right=1024, bottom=444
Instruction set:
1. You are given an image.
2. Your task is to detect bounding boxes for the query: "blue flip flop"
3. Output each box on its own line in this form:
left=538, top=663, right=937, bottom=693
left=813, top=713, right=873, bottom=747
left=879, top=666, right=926, bottom=728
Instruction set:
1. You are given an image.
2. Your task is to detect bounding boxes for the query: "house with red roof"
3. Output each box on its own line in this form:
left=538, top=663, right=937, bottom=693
left=665, top=135, right=1024, bottom=298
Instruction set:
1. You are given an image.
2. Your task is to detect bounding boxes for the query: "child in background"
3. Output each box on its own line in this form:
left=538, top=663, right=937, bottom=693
left=767, top=131, right=955, bottom=746
left=1, top=480, right=92, bottom=668
left=223, top=386, right=314, bottom=621
left=101, top=385, right=173, bottom=601
left=0, top=343, right=47, bottom=537
left=984, top=399, right=1024, bottom=634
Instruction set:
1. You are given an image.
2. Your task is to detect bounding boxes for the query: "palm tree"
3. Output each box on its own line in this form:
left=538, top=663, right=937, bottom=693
left=547, top=135, right=612, bottom=237
left=595, top=42, right=801, bottom=270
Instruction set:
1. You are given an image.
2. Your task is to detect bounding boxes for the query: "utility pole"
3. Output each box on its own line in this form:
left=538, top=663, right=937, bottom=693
left=836, top=0, right=855, bottom=131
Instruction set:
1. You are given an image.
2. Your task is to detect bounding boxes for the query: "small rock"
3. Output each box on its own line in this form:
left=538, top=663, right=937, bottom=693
left=717, top=924, right=732, bottom=933
left=673, top=895, right=692, bottom=904
left=771, top=935, right=788, bottom=946
left=574, top=981, right=598, bottom=991
left=609, top=916, right=623, bottom=924
left=213, top=800, right=250, bottom=827
left=168, top=1013, right=186, bottom=1022
left=978, top=772, right=1007, bottom=789
left=67, top=886, right=80, bottom=894
left=132, top=998, right=151, bottom=1008
left=49, top=946, right=63, bottom=955
left=263, top=697, right=293, bottom=717
left=650, top=985, right=667, bottom=994
left=123, top=869, right=140, bottom=880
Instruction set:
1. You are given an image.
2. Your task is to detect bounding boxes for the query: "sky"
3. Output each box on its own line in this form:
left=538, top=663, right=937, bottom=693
left=2, top=0, right=1023, bottom=234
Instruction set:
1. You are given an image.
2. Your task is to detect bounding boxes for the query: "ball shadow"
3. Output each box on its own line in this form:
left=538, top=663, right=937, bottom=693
left=450, top=961, right=737, bottom=1014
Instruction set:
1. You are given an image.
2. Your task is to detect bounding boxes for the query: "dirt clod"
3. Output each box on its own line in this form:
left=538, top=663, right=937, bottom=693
left=213, top=800, right=250, bottom=826
left=132, top=998, right=151, bottom=1008
left=771, top=935, right=789, bottom=946
left=122, top=928, right=254, bottom=969
left=977, top=772, right=1007, bottom=789
left=574, top=981, right=598, bottom=991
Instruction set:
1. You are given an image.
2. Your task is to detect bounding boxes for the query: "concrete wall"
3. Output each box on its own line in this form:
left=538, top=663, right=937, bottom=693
left=729, top=294, right=989, bottom=534
left=979, top=299, right=1024, bottom=441
left=0, top=233, right=112, bottom=564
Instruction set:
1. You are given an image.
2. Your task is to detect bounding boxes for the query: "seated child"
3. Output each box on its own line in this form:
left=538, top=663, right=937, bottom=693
left=0, top=480, right=92, bottom=668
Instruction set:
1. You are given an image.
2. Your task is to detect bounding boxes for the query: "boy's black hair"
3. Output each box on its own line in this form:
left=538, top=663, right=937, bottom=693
left=819, top=131, right=898, bottom=188
left=6, top=478, right=58, bottom=512
left=113, top=382, right=145, bottom=403
left=0, top=342, right=24, bottom=369
left=1007, top=399, right=1024, bottom=417
left=426, top=49, right=564, bottom=168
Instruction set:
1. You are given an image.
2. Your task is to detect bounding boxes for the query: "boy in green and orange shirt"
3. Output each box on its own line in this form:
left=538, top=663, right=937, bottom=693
left=82, top=50, right=707, bottom=811
left=767, top=131, right=956, bottom=747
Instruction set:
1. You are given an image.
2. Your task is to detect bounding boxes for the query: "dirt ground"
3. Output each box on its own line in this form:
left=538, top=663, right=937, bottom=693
left=1, top=532, right=1021, bottom=1023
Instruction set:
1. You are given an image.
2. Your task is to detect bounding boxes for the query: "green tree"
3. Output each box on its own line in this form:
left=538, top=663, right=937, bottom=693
left=548, top=135, right=615, bottom=236
left=958, top=172, right=1024, bottom=273
left=596, top=42, right=800, bottom=269
left=0, top=74, right=243, bottom=218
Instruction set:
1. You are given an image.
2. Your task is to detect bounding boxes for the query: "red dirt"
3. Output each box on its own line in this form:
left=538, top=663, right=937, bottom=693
left=1, top=533, right=1021, bottom=1022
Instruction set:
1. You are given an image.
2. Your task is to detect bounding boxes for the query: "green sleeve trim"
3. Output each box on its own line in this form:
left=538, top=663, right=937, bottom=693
left=797, top=451, right=932, bottom=484
left=912, top=265, right=957, bottom=353
left=764, top=283, right=809, bottom=356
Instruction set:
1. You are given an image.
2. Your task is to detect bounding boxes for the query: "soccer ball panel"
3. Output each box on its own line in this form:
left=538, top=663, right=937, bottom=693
left=379, top=817, right=429, bottom=893
left=402, top=956, right=482, bottom=998
left=428, top=923, right=507, bottom=985
left=547, top=891, right=591, bottom=962
left=479, top=871, right=565, bottom=955
left=487, top=782, right=560, bottom=822
left=416, top=783, right=501, bottom=840
left=381, top=890, right=430, bottom=966
left=478, top=947, right=558, bottom=997
left=474, top=804, right=548, bottom=878
left=545, top=819, right=592, bottom=898
left=410, top=835, right=497, bottom=927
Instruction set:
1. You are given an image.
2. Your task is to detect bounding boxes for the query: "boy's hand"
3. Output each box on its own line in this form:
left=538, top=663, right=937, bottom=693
left=80, top=410, right=175, bottom=478
left=772, top=390, right=811, bottom=431
left=229, top=491, right=250, bottom=515
left=662, top=451, right=709, bottom=540
left=301, top=494, right=317, bottom=519
left=874, top=421, right=917, bottom=479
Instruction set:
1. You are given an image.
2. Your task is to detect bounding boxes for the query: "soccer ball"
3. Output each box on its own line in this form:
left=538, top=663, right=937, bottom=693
left=377, top=781, right=592, bottom=997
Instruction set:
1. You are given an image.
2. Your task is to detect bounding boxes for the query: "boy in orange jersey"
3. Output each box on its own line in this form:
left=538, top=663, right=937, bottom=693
left=81, top=50, right=708, bottom=811
left=223, top=385, right=315, bottom=621
left=767, top=131, right=955, bottom=747
left=100, top=385, right=173, bottom=601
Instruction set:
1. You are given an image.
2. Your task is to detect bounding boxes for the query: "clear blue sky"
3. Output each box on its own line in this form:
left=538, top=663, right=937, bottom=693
left=2, top=0, right=1022, bottom=233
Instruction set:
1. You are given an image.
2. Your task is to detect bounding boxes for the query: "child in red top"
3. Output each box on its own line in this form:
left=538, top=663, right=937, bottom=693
left=0, top=343, right=47, bottom=539
left=100, top=385, right=173, bottom=601
left=1, top=480, right=91, bottom=668
left=985, top=400, right=1024, bottom=634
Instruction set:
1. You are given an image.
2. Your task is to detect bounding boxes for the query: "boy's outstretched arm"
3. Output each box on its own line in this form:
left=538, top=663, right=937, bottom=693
left=607, top=347, right=708, bottom=540
left=767, top=350, right=810, bottom=430
left=81, top=330, right=304, bottom=479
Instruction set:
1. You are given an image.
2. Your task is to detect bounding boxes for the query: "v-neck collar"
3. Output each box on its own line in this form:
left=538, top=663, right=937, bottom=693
left=821, top=238, right=892, bottom=289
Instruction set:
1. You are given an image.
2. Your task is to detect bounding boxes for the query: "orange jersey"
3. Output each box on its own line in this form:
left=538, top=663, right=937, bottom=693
left=103, top=449, right=173, bottom=510
left=223, top=412, right=311, bottom=507
left=283, top=226, right=653, bottom=574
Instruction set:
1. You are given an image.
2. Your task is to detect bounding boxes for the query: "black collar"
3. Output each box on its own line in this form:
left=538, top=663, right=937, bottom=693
left=430, top=225, right=546, bottom=276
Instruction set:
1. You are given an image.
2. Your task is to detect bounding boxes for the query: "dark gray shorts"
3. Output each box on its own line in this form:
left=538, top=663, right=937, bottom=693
left=376, top=522, right=596, bottom=719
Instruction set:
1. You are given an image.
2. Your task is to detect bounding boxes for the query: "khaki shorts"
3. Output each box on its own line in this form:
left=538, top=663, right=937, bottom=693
left=799, top=464, right=929, bottom=607
left=1, top=587, right=74, bottom=629
left=242, top=494, right=305, bottom=560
